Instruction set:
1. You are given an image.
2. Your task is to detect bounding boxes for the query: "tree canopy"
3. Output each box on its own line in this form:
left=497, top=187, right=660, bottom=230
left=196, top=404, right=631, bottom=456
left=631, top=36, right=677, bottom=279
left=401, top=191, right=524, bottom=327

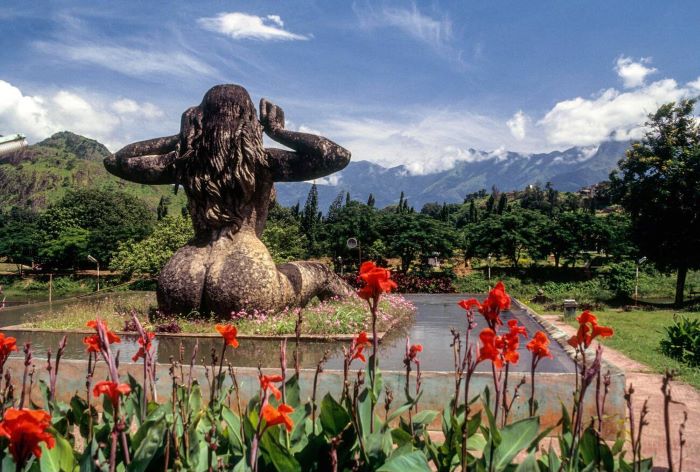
left=610, top=99, right=700, bottom=305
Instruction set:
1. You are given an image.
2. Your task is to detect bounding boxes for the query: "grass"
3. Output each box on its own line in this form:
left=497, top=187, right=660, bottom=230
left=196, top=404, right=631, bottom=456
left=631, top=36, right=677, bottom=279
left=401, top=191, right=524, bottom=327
left=22, top=292, right=416, bottom=336
left=531, top=302, right=700, bottom=390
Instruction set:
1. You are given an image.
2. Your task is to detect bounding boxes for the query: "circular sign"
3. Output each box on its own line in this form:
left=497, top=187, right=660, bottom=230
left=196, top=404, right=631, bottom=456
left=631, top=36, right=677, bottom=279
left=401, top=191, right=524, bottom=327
left=346, top=238, right=358, bottom=249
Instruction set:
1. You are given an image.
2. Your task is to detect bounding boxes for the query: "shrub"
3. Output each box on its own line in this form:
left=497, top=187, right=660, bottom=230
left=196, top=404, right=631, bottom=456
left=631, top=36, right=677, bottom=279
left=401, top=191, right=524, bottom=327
left=599, top=261, right=636, bottom=298
left=660, top=315, right=700, bottom=366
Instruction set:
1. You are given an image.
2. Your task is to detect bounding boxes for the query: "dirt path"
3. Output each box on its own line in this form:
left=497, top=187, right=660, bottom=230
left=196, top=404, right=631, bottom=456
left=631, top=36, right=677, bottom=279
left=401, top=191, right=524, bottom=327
left=541, top=315, right=698, bottom=471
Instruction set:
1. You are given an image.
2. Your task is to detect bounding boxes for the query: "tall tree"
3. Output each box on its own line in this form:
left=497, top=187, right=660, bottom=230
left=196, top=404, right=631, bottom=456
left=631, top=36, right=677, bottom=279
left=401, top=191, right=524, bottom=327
left=301, top=183, right=321, bottom=254
left=326, top=192, right=344, bottom=223
left=469, top=199, right=478, bottom=223
left=610, top=100, right=700, bottom=306
left=367, top=193, right=375, bottom=208
left=497, top=193, right=508, bottom=215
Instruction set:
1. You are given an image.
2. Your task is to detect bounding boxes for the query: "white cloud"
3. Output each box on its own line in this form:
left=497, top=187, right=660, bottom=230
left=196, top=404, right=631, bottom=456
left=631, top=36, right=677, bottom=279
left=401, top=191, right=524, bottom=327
left=35, top=42, right=217, bottom=79
left=353, top=3, right=462, bottom=67
left=198, top=12, right=308, bottom=41
left=380, top=5, right=452, bottom=48
left=539, top=78, right=693, bottom=147
left=111, top=99, right=164, bottom=119
left=506, top=110, right=528, bottom=140
left=0, top=80, right=174, bottom=150
left=615, top=56, right=657, bottom=88
left=322, top=109, right=532, bottom=174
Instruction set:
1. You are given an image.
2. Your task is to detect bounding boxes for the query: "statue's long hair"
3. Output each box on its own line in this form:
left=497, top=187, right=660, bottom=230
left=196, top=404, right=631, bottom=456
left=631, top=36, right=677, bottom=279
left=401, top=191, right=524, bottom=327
left=175, top=85, right=267, bottom=234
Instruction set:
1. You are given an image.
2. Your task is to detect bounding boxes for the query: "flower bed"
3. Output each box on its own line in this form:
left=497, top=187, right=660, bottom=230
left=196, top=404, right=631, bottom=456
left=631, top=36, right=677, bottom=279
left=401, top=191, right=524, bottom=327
left=21, top=292, right=416, bottom=336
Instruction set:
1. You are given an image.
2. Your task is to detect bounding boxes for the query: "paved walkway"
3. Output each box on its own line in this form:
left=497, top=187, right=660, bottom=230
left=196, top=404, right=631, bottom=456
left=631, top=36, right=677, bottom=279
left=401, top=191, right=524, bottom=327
left=542, top=315, right=699, bottom=472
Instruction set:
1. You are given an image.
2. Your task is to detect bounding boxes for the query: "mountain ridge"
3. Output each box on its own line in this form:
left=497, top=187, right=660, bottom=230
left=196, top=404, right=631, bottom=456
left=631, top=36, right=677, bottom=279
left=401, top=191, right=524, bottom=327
left=275, top=140, right=630, bottom=209
left=0, top=131, right=629, bottom=213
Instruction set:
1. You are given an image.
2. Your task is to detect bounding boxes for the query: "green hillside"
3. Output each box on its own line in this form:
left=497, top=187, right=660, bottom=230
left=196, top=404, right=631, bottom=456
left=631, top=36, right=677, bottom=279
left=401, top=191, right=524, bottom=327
left=0, top=131, right=186, bottom=212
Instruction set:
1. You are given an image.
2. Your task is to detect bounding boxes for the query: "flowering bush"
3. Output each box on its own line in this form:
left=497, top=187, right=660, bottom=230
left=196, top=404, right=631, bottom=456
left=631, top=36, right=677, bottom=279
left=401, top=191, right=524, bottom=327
left=0, top=275, right=684, bottom=471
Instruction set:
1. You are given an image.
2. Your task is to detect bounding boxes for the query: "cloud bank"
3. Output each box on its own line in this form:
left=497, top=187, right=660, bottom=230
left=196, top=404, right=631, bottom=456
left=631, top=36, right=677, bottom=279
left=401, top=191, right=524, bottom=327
left=0, top=80, right=169, bottom=150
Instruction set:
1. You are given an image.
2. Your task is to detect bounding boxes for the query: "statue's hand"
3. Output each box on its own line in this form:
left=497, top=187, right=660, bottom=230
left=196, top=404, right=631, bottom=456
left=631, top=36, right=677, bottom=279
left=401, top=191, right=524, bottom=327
left=260, top=98, right=285, bottom=134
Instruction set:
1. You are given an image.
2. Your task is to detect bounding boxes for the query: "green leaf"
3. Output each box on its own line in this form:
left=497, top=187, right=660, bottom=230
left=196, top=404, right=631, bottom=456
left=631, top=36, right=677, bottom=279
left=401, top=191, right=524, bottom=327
left=491, top=417, right=539, bottom=470
left=514, top=452, right=539, bottom=471
left=189, top=382, right=203, bottom=413
left=411, top=410, right=438, bottom=426
left=284, top=374, right=301, bottom=408
left=260, top=429, right=302, bottom=472
left=39, top=434, right=75, bottom=472
left=130, top=417, right=167, bottom=472
left=319, top=393, right=351, bottom=437
left=377, top=451, right=431, bottom=471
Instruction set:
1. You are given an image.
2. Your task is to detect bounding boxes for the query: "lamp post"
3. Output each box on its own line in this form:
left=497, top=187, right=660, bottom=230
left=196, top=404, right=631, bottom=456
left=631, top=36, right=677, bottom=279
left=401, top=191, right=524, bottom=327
left=635, top=256, right=647, bottom=306
left=487, top=253, right=492, bottom=284
left=88, top=255, right=100, bottom=291
left=347, top=238, right=361, bottom=268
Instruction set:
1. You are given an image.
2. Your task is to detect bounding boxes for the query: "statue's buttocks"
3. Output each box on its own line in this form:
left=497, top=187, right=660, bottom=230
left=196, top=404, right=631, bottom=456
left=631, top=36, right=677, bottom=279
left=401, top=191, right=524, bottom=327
left=105, top=84, right=351, bottom=316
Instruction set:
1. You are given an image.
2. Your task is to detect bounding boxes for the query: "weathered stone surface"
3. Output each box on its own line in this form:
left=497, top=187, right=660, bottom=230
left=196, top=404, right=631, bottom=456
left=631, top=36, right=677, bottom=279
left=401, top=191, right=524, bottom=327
left=105, top=84, right=352, bottom=316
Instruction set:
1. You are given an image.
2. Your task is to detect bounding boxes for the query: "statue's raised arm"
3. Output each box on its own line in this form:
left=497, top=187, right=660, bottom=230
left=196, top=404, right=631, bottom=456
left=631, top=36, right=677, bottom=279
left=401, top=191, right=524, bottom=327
left=104, top=135, right=179, bottom=185
left=260, top=98, right=351, bottom=182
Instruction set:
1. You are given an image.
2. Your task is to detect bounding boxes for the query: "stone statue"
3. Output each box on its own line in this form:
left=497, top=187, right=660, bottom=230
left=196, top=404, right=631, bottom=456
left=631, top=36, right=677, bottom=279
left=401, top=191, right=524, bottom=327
left=105, top=84, right=352, bottom=316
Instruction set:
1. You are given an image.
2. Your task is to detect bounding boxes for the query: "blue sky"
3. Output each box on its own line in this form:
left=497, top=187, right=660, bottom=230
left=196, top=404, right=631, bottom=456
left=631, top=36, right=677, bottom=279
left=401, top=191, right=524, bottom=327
left=1, top=1, right=699, bottom=173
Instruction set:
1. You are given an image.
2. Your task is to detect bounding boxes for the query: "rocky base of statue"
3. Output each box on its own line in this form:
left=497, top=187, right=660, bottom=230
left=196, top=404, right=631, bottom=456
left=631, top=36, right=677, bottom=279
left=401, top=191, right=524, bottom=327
left=104, top=84, right=353, bottom=317
left=156, top=228, right=351, bottom=315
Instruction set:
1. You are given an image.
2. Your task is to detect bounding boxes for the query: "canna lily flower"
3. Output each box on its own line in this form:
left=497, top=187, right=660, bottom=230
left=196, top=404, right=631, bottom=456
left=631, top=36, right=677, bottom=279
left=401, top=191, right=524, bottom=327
left=132, top=331, right=156, bottom=362
left=83, top=320, right=121, bottom=353
left=567, top=310, right=613, bottom=349
left=93, top=381, right=131, bottom=409
left=527, top=331, right=554, bottom=361
left=259, top=374, right=284, bottom=401
left=261, top=403, right=295, bottom=432
left=0, top=332, right=17, bottom=366
left=357, top=262, right=397, bottom=302
left=477, top=328, right=504, bottom=369
left=349, top=331, right=371, bottom=362
left=408, top=344, right=423, bottom=363
left=458, top=281, right=511, bottom=327
left=0, top=408, right=55, bottom=466
left=215, top=324, right=239, bottom=348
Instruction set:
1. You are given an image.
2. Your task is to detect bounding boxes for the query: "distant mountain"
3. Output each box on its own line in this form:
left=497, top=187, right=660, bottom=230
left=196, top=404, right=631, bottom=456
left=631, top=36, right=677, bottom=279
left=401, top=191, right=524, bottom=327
left=275, top=140, right=631, bottom=210
left=0, top=131, right=630, bottom=214
left=0, top=131, right=185, bottom=212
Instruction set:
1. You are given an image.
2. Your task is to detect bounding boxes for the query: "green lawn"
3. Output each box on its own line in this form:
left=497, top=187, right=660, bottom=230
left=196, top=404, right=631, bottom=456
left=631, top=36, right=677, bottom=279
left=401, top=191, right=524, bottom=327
left=533, top=304, right=700, bottom=390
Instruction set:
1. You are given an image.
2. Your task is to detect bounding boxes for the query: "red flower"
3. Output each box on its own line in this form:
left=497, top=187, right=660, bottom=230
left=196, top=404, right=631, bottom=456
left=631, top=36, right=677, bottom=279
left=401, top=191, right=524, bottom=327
left=132, top=331, right=156, bottom=362
left=477, top=328, right=504, bottom=369
left=262, top=403, right=295, bottom=432
left=0, top=332, right=18, bottom=366
left=477, top=323, right=523, bottom=369
left=349, top=331, right=371, bottom=362
left=408, top=344, right=423, bottom=362
left=527, top=331, right=553, bottom=361
left=215, top=324, right=239, bottom=348
left=83, top=320, right=120, bottom=353
left=458, top=281, right=511, bottom=327
left=567, top=310, right=613, bottom=349
left=0, top=408, right=55, bottom=466
left=93, top=381, right=131, bottom=409
left=259, top=374, right=284, bottom=401
left=357, top=262, right=397, bottom=302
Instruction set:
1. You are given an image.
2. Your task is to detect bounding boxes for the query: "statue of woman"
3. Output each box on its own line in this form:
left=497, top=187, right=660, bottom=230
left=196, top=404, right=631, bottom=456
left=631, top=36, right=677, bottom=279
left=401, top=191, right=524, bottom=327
left=105, top=84, right=351, bottom=316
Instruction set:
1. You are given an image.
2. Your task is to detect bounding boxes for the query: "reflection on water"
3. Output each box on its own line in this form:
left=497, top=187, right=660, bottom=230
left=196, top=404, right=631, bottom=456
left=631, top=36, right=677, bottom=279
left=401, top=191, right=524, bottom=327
left=1, top=292, right=574, bottom=373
